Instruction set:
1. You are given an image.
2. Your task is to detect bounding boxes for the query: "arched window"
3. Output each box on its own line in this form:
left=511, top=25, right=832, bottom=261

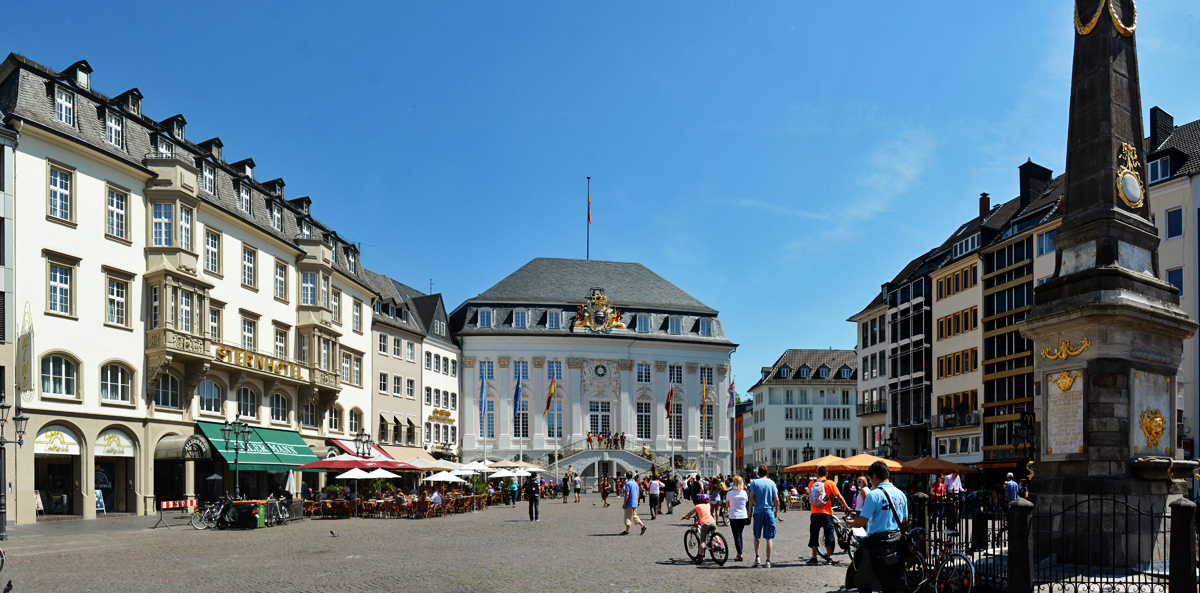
left=155, top=374, right=181, bottom=409
left=270, top=393, right=289, bottom=422
left=197, top=380, right=223, bottom=413
left=237, top=387, right=258, bottom=418
left=100, top=363, right=130, bottom=402
left=349, top=409, right=361, bottom=434
left=41, top=355, right=78, bottom=397
left=328, top=407, right=342, bottom=431
left=301, top=402, right=317, bottom=427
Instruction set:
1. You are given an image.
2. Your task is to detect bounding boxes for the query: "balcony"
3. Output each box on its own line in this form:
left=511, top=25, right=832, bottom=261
left=931, top=411, right=981, bottom=430
left=857, top=400, right=888, bottom=416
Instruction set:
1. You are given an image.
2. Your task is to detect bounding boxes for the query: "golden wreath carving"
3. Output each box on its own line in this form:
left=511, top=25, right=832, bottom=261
left=1075, top=0, right=1136, bottom=37
left=1041, top=338, right=1091, bottom=360
left=1140, top=408, right=1165, bottom=447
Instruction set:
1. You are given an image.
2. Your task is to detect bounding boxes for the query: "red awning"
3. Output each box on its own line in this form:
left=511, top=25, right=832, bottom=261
left=331, top=439, right=394, bottom=459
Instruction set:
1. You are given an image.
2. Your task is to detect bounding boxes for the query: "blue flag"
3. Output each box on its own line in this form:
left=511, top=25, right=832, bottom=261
left=479, top=370, right=487, bottom=426
left=513, top=381, right=522, bottom=418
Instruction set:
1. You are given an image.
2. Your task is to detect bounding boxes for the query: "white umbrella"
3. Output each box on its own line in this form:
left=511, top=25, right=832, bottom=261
left=451, top=468, right=476, bottom=476
left=512, top=469, right=532, bottom=477
left=338, top=468, right=372, bottom=479
left=404, top=458, right=445, bottom=471
left=488, top=469, right=517, bottom=479
left=459, top=460, right=494, bottom=472
left=423, top=471, right=467, bottom=483
left=365, top=468, right=401, bottom=479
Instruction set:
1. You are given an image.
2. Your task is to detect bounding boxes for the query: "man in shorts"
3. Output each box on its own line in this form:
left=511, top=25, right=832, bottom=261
left=573, top=473, right=583, bottom=503
left=747, top=464, right=779, bottom=568
left=806, top=465, right=848, bottom=565
left=621, top=471, right=647, bottom=535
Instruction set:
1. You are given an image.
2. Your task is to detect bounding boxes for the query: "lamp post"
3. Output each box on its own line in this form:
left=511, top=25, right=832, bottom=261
left=0, top=394, right=29, bottom=541
left=884, top=434, right=900, bottom=460
left=802, top=443, right=814, bottom=463
left=220, top=416, right=252, bottom=499
left=352, top=429, right=374, bottom=458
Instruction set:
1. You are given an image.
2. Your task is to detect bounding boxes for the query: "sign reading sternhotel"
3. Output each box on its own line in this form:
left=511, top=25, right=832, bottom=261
left=215, top=345, right=305, bottom=380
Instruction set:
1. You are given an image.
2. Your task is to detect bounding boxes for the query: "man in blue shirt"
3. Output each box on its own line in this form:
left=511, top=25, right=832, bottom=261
left=746, top=464, right=779, bottom=568
left=848, top=461, right=909, bottom=593
left=622, top=471, right=646, bottom=535
left=1003, top=473, right=1020, bottom=502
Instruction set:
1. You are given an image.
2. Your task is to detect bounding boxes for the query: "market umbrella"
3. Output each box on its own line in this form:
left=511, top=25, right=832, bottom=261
left=364, top=468, right=402, bottom=479
left=783, top=455, right=844, bottom=474
left=451, top=468, right=477, bottom=476
left=423, top=471, right=467, bottom=483
left=487, top=460, right=531, bottom=469
left=403, top=458, right=444, bottom=471
left=488, top=469, right=517, bottom=479
left=459, top=460, right=495, bottom=472
left=900, top=456, right=979, bottom=475
left=824, top=454, right=909, bottom=475
left=295, top=454, right=420, bottom=472
left=511, top=469, right=531, bottom=477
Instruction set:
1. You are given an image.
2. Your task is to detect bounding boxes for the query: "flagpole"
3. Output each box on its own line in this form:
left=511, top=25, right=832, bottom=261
left=586, top=176, right=591, bottom=261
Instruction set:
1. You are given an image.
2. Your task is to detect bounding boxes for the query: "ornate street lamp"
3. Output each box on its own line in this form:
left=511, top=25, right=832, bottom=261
left=352, top=429, right=374, bottom=458
left=221, top=416, right=253, bottom=499
left=0, top=396, right=29, bottom=541
left=802, top=443, right=814, bottom=462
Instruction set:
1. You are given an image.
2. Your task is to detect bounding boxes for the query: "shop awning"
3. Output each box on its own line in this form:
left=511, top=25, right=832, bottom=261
left=197, top=421, right=323, bottom=472
left=378, top=444, right=435, bottom=462
left=331, top=438, right=392, bottom=459
left=154, top=435, right=211, bottom=460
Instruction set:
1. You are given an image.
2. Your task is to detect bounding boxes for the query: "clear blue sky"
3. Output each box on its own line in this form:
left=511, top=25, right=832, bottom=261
left=8, top=2, right=1200, bottom=389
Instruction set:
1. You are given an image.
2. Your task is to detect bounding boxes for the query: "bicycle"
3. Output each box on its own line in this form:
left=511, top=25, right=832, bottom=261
left=264, top=495, right=291, bottom=527
left=903, top=526, right=975, bottom=593
left=190, top=502, right=221, bottom=530
left=683, top=517, right=728, bottom=566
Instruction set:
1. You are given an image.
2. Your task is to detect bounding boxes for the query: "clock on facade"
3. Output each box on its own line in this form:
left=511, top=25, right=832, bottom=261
left=594, top=364, right=607, bottom=378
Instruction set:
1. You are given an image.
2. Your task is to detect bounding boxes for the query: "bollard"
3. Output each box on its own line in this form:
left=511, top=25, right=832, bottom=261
left=912, top=492, right=930, bottom=561
left=971, top=496, right=988, bottom=552
left=1006, top=498, right=1035, bottom=593
left=1168, top=498, right=1197, bottom=593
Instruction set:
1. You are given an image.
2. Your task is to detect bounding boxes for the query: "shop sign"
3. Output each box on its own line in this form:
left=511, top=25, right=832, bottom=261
left=428, top=408, right=453, bottom=422
left=215, top=345, right=304, bottom=380
left=16, top=324, right=33, bottom=392
left=35, top=425, right=80, bottom=455
left=95, top=429, right=134, bottom=458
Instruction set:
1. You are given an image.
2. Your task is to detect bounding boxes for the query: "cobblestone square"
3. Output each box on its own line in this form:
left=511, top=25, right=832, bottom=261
left=2, top=497, right=850, bottom=592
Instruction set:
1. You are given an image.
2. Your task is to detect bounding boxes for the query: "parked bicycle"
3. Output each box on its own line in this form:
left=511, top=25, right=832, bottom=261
left=264, top=494, right=291, bottom=527
left=190, top=501, right=221, bottom=530
left=683, top=516, right=729, bottom=566
left=903, top=526, right=975, bottom=592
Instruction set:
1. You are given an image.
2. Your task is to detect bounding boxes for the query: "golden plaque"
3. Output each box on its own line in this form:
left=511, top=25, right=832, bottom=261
left=1139, top=408, right=1165, bottom=447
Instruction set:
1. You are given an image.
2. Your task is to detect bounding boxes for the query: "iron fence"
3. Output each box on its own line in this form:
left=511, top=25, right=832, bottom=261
left=920, top=491, right=1008, bottom=591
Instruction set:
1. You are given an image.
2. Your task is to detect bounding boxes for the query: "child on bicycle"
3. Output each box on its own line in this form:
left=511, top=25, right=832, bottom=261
left=682, top=493, right=718, bottom=562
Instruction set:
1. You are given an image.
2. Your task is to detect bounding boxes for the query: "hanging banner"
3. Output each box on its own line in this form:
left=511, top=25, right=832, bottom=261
left=95, top=429, right=134, bottom=457
left=35, top=425, right=80, bottom=455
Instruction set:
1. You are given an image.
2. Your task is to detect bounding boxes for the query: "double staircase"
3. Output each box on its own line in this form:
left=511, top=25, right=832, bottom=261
left=531, top=439, right=696, bottom=479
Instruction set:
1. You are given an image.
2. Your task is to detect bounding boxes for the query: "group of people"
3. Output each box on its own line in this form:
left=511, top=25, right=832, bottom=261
left=585, top=432, right=627, bottom=450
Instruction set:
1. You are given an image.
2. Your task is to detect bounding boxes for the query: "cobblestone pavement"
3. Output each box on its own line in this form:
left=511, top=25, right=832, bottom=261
left=0, top=499, right=852, bottom=592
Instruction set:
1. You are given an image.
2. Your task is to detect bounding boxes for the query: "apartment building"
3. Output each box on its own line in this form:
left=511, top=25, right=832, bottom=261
left=849, top=298, right=889, bottom=456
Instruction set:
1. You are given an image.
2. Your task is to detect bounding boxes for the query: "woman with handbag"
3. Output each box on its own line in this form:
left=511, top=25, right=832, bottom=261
left=847, top=461, right=909, bottom=593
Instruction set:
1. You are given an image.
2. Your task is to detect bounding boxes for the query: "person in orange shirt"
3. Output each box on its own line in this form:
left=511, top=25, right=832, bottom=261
left=682, top=493, right=718, bottom=564
left=805, top=465, right=849, bottom=565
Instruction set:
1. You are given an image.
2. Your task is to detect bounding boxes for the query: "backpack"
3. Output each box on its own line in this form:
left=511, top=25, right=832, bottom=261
left=809, top=480, right=829, bottom=507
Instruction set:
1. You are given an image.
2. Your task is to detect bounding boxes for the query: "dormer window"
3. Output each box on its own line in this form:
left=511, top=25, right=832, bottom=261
left=76, top=70, right=89, bottom=90
left=799, top=367, right=810, bottom=379
left=547, top=310, right=561, bottom=329
left=237, top=185, right=251, bottom=214
left=301, top=220, right=312, bottom=239
left=951, top=234, right=981, bottom=258
left=202, top=163, right=215, bottom=194
left=400, top=308, right=408, bottom=323
left=157, top=137, right=173, bottom=157
left=127, top=94, right=140, bottom=116
left=818, top=366, right=829, bottom=379
left=271, top=203, right=282, bottom=231
left=374, top=300, right=381, bottom=314
left=55, top=87, right=75, bottom=126
left=514, top=310, right=528, bottom=329
left=699, top=319, right=713, bottom=337
left=1149, top=157, right=1170, bottom=183
left=779, top=367, right=790, bottom=379
left=105, top=112, right=122, bottom=147
left=478, top=310, right=493, bottom=328
left=840, top=367, right=851, bottom=379
left=347, top=250, right=356, bottom=270
left=668, top=317, right=682, bottom=335
left=174, top=122, right=184, bottom=140
left=636, top=314, right=650, bottom=333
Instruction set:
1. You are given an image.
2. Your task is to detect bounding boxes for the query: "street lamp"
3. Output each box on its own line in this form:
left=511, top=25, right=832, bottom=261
left=0, top=395, right=29, bottom=542
left=884, top=434, right=900, bottom=459
left=352, top=429, right=374, bottom=458
left=220, top=416, right=252, bottom=499
left=802, top=443, right=814, bottom=462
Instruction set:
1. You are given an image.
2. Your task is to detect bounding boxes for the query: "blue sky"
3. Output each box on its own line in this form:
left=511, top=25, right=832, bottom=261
left=8, top=1, right=1200, bottom=389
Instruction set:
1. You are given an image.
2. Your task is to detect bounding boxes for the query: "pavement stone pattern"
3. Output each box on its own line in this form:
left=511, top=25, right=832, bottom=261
left=0, top=498, right=851, bottom=592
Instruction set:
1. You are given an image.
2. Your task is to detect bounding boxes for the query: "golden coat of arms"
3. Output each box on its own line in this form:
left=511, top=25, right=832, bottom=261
left=1139, top=408, right=1165, bottom=447
left=573, top=288, right=626, bottom=333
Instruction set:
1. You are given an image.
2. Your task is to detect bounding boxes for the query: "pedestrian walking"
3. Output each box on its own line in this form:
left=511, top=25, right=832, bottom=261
left=619, top=432, right=626, bottom=449
left=854, top=476, right=871, bottom=517
left=600, top=476, right=611, bottom=507
left=727, top=475, right=750, bottom=562
left=747, top=465, right=779, bottom=568
left=621, top=471, right=647, bottom=536
left=847, top=461, right=909, bottom=593
left=573, top=473, right=583, bottom=503
left=509, top=478, right=519, bottom=507
left=561, top=472, right=571, bottom=504
left=524, top=475, right=541, bottom=521
left=1003, top=473, right=1019, bottom=502
left=805, top=465, right=849, bottom=565
left=648, top=475, right=662, bottom=520
left=663, top=475, right=676, bottom=514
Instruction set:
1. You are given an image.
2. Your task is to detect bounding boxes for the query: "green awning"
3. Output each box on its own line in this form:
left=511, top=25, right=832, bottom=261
left=197, top=421, right=322, bottom=472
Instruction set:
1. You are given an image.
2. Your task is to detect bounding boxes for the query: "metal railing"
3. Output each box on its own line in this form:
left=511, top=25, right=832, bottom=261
left=1031, top=496, right=1169, bottom=591
left=931, top=411, right=981, bottom=429
left=857, top=400, right=888, bottom=416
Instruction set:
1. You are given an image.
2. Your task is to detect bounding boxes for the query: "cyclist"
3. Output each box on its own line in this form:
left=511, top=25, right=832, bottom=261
left=681, top=493, right=718, bottom=564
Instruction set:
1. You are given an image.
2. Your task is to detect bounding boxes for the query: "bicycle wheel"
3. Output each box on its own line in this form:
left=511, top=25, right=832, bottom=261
left=934, top=552, right=975, bottom=593
left=190, top=511, right=207, bottom=530
left=904, top=549, right=929, bottom=592
left=684, top=529, right=702, bottom=561
left=205, top=510, right=218, bottom=529
left=708, top=533, right=728, bottom=566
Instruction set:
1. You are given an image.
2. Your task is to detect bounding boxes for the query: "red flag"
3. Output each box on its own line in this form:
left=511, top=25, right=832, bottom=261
left=665, top=385, right=675, bottom=420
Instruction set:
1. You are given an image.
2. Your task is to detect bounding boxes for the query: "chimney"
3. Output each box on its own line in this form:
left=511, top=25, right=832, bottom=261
left=1149, top=106, right=1174, bottom=151
left=979, top=193, right=990, bottom=218
left=1018, top=159, right=1053, bottom=210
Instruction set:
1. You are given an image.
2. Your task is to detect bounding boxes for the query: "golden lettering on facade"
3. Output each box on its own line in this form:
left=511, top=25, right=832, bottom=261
left=215, top=346, right=304, bottom=380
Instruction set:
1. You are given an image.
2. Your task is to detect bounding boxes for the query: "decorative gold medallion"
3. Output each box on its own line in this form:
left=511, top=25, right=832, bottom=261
left=572, top=288, right=627, bottom=333
left=1116, top=142, right=1145, bottom=209
left=1041, top=338, right=1091, bottom=360
left=1050, top=371, right=1080, bottom=391
left=1139, top=408, right=1165, bottom=447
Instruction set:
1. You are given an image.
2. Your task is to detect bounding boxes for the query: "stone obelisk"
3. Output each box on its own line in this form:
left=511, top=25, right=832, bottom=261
left=1021, top=0, right=1197, bottom=502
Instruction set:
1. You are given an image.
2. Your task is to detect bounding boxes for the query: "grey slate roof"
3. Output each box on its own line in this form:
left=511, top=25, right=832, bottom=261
left=360, top=268, right=426, bottom=336
left=747, top=349, right=858, bottom=393
left=450, top=258, right=733, bottom=347
left=1148, top=117, right=1200, bottom=180
left=0, top=53, right=367, bottom=289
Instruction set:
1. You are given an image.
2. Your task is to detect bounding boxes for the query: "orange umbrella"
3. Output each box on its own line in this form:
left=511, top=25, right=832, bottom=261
left=824, top=453, right=909, bottom=474
left=900, top=456, right=979, bottom=475
left=783, top=455, right=843, bottom=474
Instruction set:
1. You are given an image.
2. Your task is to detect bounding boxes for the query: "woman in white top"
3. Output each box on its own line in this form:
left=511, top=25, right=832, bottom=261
left=726, top=475, right=751, bottom=562
left=853, top=476, right=870, bottom=516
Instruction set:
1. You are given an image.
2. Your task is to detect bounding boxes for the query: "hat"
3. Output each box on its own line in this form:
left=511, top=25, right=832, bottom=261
left=1006, top=472, right=1014, bottom=479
